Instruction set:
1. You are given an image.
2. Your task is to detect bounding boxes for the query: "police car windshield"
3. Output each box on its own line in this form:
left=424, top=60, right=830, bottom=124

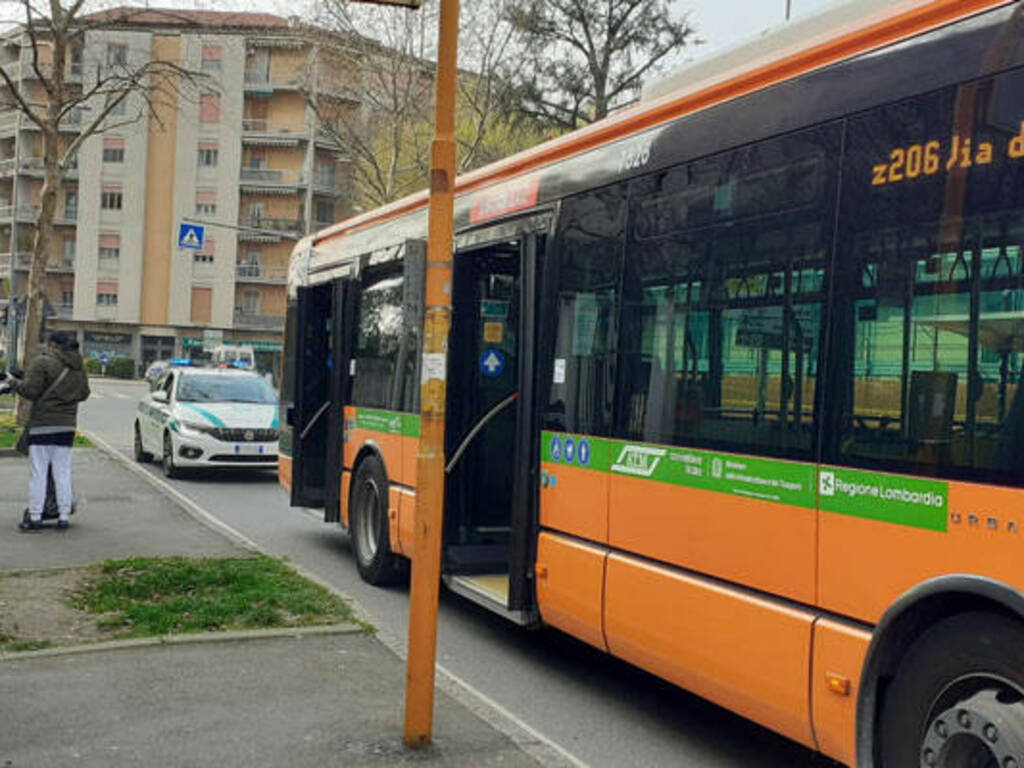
left=177, top=374, right=276, bottom=404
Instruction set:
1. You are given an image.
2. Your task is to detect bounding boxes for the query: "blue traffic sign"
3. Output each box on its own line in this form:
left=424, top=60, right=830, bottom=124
left=178, top=223, right=205, bottom=250
left=479, top=348, right=506, bottom=378
left=564, top=437, right=575, bottom=463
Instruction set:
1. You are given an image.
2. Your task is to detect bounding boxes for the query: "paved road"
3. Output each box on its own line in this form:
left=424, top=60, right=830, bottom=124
left=79, top=377, right=837, bottom=768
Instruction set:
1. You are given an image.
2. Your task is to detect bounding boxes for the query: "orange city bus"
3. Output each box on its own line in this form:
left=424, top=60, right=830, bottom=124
left=279, top=2, right=1024, bottom=764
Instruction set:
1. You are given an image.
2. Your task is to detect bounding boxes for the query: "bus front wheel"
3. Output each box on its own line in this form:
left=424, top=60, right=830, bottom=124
left=350, top=455, right=404, bottom=586
left=879, top=611, right=1024, bottom=767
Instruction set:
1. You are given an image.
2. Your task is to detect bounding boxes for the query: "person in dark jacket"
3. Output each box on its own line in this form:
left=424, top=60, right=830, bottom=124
left=7, top=332, right=90, bottom=531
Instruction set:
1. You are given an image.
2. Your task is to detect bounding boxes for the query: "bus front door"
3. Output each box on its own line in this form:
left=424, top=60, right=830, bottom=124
left=444, top=233, right=541, bottom=624
left=289, top=281, right=337, bottom=510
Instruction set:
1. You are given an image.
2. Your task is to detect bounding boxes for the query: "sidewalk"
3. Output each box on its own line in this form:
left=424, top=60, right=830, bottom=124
left=0, top=449, right=543, bottom=767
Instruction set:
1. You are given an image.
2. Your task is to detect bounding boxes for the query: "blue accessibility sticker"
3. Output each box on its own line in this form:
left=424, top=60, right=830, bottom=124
left=564, top=437, right=575, bottom=463
left=479, top=348, right=506, bottom=378
left=578, top=438, right=590, bottom=466
left=549, top=435, right=562, bottom=462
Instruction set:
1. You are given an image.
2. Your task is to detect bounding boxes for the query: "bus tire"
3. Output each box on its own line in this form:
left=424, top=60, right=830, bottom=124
left=878, top=611, right=1024, bottom=767
left=350, top=455, right=404, bottom=586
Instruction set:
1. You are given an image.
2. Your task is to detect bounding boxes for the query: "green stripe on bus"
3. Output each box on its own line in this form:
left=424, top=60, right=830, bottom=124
left=818, top=466, right=948, bottom=532
left=355, top=408, right=420, bottom=438
left=542, top=431, right=948, bottom=529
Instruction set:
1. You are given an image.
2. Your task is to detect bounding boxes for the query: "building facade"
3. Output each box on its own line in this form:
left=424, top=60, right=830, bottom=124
left=0, top=9, right=354, bottom=374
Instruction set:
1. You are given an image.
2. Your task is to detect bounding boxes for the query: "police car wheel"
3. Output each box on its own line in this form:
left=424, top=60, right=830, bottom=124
left=350, top=455, right=405, bottom=586
left=134, top=423, right=152, bottom=463
left=162, top=432, right=179, bottom=479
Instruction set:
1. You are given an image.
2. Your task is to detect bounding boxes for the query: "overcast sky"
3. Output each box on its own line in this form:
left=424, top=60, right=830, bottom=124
left=674, top=0, right=846, bottom=61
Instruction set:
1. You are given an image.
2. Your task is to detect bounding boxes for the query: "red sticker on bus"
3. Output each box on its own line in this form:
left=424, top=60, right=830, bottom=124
left=469, top=177, right=541, bottom=223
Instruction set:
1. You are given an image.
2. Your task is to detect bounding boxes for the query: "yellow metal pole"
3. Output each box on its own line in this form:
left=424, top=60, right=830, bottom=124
left=404, top=0, right=459, bottom=749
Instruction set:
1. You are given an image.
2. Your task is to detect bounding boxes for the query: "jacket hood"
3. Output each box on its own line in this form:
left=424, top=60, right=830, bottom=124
left=52, top=347, right=84, bottom=371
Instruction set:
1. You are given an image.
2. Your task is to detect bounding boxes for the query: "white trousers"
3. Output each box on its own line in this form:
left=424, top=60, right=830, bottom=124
left=28, top=444, right=73, bottom=522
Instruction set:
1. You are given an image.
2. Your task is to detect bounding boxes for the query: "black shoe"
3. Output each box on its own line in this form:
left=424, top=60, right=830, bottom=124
left=18, top=519, right=43, bottom=533
left=56, top=520, right=69, bottom=531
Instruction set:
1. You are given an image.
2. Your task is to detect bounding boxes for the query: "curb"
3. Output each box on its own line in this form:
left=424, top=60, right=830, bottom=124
left=0, top=623, right=363, bottom=663
left=82, top=429, right=586, bottom=768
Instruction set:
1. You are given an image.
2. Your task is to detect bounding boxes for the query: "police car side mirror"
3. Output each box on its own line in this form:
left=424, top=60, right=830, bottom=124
left=152, top=390, right=169, bottom=404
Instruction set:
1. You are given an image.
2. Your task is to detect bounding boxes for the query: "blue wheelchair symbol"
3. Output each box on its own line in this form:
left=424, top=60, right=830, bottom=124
left=550, top=435, right=562, bottom=461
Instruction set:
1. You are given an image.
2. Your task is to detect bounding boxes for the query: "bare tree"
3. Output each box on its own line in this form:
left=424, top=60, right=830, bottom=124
left=506, top=0, right=700, bottom=130
left=305, top=0, right=539, bottom=209
left=0, top=1, right=202, bottom=418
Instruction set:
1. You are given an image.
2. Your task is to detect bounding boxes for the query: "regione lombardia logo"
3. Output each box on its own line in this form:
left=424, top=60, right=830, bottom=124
left=819, top=471, right=836, bottom=497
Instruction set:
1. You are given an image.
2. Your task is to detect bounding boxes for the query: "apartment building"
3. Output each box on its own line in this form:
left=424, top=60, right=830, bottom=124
left=0, top=8, right=354, bottom=373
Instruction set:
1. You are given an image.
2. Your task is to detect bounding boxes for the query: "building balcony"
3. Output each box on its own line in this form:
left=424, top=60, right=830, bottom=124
left=0, top=204, right=38, bottom=223
left=18, top=156, right=78, bottom=179
left=0, top=157, right=15, bottom=176
left=238, top=215, right=302, bottom=234
left=0, top=251, right=35, bottom=270
left=0, top=112, right=19, bottom=135
left=241, top=119, right=306, bottom=146
left=233, top=310, right=284, bottom=331
left=235, top=264, right=288, bottom=284
left=242, top=73, right=303, bottom=95
left=239, top=168, right=305, bottom=193
left=53, top=303, right=73, bottom=319
left=47, top=257, right=75, bottom=273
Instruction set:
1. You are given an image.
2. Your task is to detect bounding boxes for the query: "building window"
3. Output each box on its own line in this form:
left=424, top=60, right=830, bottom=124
left=240, top=290, right=260, bottom=314
left=198, top=144, right=218, bottom=167
left=107, top=43, right=127, bottom=66
left=106, top=93, right=127, bottom=117
left=199, top=93, right=220, bottom=123
left=97, top=290, right=119, bottom=307
left=195, top=190, right=216, bottom=215
left=201, top=45, right=222, bottom=72
left=315, top=199, right=334, bottom=225
left=61, top=236, right=75, bottom=263
left=102, top=137, right=124, bottom=163
left=98, top=233, right=120, bottom=261
left=61, top=290, right=73, bottom=307
left=64, top=189, right=78, bottom=219
left=191, top=287, right=212, bottom=324
left=247, top=149, right=267, bottom=170
left=193, top=237, right=215, bottom=263
left=101, top=187, right=123, bottom=210
left=246, top=202, right=265, bottom=224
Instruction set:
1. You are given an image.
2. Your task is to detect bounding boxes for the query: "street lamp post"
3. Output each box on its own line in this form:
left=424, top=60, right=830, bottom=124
left=352, top=0, right=457, bottom=750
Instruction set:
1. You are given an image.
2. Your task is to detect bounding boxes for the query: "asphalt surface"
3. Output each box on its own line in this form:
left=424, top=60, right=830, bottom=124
left=78, top=377, right=836, bottom=768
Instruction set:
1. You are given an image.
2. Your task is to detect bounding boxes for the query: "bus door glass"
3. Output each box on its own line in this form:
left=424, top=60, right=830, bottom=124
left=445, top=239, right=524, bottom=580
left=290, top=281, right=334, bottom=508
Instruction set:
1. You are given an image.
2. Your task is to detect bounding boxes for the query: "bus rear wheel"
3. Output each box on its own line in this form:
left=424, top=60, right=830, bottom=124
left=879, top=612, right=1024, bottom=768
left=350, top=455, right=404, bottom=586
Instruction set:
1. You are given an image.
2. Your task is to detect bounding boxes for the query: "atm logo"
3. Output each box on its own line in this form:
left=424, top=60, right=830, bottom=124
left=611, top=445, right=666, bottom=478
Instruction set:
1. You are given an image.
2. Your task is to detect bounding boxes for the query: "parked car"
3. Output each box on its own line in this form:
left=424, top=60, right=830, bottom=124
left=134, top=367, right=279, bottom=477
left=144, top=359, right=171, bottom=385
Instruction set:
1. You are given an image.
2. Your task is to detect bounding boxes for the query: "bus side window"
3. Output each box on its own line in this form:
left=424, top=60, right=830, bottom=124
left=544, top=186, right=626, bottom=437
left=619, top=125, right=839, bottom=460
left=831, top=69, right=1024, bottom=487
left=351, top=269, right=406, bottom=411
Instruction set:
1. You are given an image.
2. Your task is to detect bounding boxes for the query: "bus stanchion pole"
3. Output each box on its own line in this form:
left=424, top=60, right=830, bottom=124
left=404, top=0, right=459, bottom=749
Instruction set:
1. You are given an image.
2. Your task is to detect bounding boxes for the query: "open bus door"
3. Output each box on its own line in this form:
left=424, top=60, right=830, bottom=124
left=288, top=281, right=336, bottom=510
left=442, top=213, right=550, bottom=625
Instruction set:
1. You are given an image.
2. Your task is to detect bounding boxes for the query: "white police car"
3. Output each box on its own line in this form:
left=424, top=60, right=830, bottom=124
left=134, top=367, right=279, bottom=477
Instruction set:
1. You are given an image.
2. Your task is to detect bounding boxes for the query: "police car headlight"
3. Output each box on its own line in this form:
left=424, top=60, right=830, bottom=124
left=178, top=420, right=214, bottom=436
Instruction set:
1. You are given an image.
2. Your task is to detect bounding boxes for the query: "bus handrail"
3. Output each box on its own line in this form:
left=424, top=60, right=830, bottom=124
left=299, top=400, right=331, bottom=441
left=445, top=392, right=519, bottom=474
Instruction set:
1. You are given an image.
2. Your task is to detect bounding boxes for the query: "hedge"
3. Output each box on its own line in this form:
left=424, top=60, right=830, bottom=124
left=85, top=357, right=136, bottom=379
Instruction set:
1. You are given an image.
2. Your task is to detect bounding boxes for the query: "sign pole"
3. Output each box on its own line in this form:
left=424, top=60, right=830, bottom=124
left=404, top=0, right=459, bottom=749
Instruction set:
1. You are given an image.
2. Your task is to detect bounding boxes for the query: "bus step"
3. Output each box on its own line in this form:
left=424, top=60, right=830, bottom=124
left=444, top=574, right=534, bottom=626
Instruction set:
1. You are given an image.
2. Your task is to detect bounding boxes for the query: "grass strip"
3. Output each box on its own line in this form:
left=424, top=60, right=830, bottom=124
left=73, top=555, right=371, bottom=637
left=0, top=412, right=92, bottom=449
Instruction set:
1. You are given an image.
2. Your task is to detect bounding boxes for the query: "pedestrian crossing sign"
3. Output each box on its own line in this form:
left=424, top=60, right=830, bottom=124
left=178, top=223, right=205, bottom=250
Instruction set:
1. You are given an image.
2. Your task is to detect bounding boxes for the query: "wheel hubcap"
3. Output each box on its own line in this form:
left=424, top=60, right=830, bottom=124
left=355, top=478, right=381, bottom=567
left=922, top=687, right=1024, bottom=767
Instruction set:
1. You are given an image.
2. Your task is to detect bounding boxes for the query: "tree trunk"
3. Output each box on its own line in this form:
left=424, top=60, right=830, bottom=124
left=15, top=128, right=61, bottom=425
